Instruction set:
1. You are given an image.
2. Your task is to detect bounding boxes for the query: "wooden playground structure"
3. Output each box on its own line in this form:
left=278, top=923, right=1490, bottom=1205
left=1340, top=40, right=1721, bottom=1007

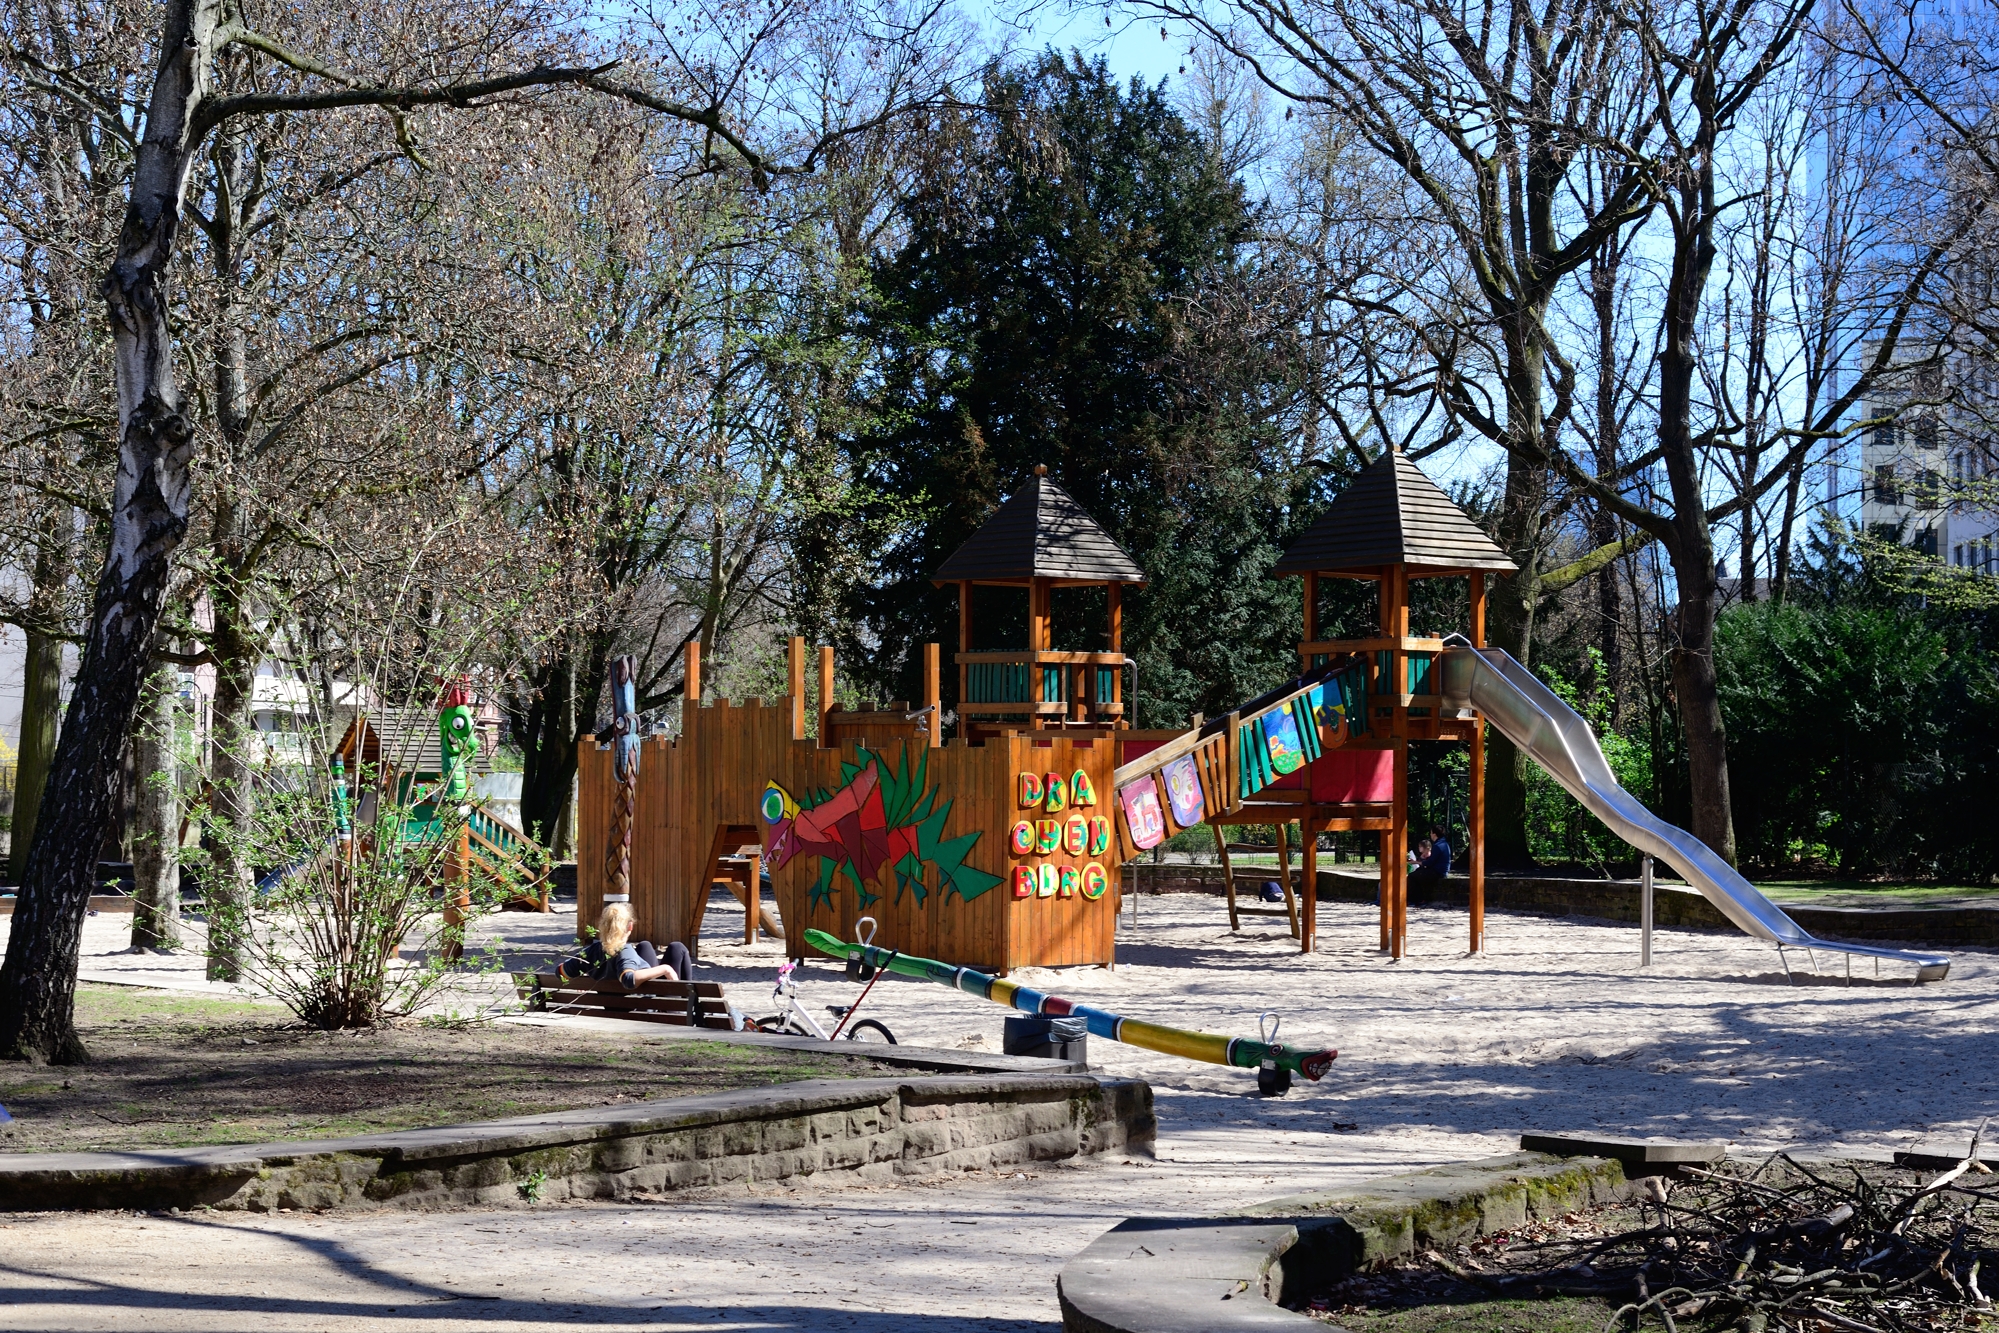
left=1108, top=447, right=1515, bottom=957
left=333, top=702, right=549, bottom=913
left=577, top=452, right=1515, bottom=968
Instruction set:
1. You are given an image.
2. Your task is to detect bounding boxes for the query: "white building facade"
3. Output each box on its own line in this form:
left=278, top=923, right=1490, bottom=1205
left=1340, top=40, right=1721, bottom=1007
left=1855, top=362, right=1999, bottom=572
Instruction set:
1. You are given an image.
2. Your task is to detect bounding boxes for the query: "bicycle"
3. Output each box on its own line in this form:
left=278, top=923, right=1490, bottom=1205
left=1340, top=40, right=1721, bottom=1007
left=751, top=958, right=896, bottom=1043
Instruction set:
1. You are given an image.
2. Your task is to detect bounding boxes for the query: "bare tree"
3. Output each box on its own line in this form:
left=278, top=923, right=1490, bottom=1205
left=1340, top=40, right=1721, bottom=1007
left=1122, top=0, right=1654, bottom=861
left=0, top=0, right=958, bottom=1064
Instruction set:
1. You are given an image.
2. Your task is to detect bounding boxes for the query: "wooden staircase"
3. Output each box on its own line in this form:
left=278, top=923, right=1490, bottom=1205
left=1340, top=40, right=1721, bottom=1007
left=466, top=804, right=551, bottom=911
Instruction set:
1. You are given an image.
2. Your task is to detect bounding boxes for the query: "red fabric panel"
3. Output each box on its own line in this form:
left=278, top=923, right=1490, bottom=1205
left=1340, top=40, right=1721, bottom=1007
left=1117, top=738, right=1164, bottom=764
left=1309, top=748, right=1392, bottom=803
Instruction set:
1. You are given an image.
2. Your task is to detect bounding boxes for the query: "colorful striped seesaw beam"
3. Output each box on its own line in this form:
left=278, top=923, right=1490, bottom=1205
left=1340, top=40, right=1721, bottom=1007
left=802, top=929, right=1337, bottom=1081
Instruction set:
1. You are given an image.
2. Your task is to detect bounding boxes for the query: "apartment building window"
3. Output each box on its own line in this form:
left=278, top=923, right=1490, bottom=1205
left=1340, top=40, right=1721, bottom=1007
left=1871, top=414, right=1899, bottom=453
left=1874, top=464, right=1902, bottom=505
left=1955, top=544, right=1965, bottom=566
left=1916, top=527, right=1939, bottom=557
left=1916, top=415, right=1938, bottom=451
left=1918, top=469, right=1944, bottom=510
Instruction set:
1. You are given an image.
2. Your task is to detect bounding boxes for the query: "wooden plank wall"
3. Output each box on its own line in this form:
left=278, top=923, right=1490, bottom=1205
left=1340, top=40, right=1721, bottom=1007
left=1000, top=734, right=1120, bottom=970
left=575, top=698, right=1122, bottom=971
left=575, top=742, right=611, bottom=939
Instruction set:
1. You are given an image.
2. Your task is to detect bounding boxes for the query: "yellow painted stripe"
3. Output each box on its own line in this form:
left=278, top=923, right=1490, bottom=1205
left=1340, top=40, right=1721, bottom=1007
left=989, top=978, right=1020, bottom=1009
left=1114, top=1018, right=1231, bottom=1067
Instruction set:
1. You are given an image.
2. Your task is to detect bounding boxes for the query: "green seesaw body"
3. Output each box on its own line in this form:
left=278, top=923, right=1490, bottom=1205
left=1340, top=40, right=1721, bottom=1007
left=802, top=928, right=1336, bottom=1081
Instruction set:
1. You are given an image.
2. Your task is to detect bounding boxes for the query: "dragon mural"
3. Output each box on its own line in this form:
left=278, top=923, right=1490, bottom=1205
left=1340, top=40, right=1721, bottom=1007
left=761, top=744, right=1003, bottom=910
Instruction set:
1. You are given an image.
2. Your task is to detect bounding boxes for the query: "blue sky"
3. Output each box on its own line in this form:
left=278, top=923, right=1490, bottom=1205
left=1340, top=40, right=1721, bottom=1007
left=982, top=1, right=1190, bottom=87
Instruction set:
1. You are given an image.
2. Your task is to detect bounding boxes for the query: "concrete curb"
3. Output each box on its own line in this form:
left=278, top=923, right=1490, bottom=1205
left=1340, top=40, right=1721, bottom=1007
left=1057, top=1150, right=1632, bottom=1333
left=1318, top=870, right=1999, bottom=949
left=0, top=1073, right=1153, bottom=1214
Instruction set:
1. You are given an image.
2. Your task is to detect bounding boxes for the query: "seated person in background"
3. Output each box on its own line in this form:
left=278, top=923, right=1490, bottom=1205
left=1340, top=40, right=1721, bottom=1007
left=559, top=903, right=694, bottom=990
left=1408, top=825, right=1452, bottom=889
left=1408, top=836, right=1430, bottom=871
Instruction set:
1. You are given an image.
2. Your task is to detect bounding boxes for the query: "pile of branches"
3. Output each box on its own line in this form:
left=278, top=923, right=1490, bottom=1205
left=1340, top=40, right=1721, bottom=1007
left=1412, top=1125, right=1998, bottom=1332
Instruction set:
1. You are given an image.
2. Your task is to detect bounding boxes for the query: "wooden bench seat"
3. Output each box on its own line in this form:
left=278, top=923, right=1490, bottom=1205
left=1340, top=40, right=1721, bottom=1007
left=514, top=972, right=739, bottom=1029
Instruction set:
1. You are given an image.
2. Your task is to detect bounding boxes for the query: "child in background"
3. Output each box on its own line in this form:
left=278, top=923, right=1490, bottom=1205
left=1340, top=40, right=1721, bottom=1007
left=559, top=902, right=693, bottom=990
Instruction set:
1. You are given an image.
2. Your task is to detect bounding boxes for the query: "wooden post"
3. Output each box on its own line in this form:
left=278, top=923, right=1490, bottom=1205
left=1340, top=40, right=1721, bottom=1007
left=1378, top=564, right=1411, bottom=959
left=442, top=822, right=470, bottom=962
left=685, top=640, right=702, bottom=716
left=788, top=636, right=806, bottom=741
left=1300, top=816, right=1317, bottom=952
left=1469, top=570, right=1487, bottom=954
left=817, top=644, right=835, bottom=746
left=923, top=642, right=941, bottom=748
left=1029, top=577, right=1048, bottom=729
left=1470, top=718, right=1485, bottom=956
left=1213, top=823, right=1240, bottom=932
left=958, top=580, right=973, bottom=733
left=1391, top=734, right=1408, bottom=959
left=1378, top=829, right=1392, bottom=951
left=1107, top=581, right=1123, bottom=651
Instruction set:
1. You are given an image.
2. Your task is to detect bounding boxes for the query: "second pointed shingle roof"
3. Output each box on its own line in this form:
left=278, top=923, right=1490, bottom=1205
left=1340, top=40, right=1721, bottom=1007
left=932, top=467, right=1147, bottom=584
left=1274, top=449, right=1517, bottom=576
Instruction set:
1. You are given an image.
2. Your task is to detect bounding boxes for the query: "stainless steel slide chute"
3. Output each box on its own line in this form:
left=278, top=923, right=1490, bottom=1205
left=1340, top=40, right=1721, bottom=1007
left=1437, top=646, right=1949, bottom=984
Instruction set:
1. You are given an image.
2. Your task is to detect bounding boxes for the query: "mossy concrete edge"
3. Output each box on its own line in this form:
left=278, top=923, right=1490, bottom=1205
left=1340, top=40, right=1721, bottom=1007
left=1057, top=1151, right=1633, bottom=1333
left=0, top=1073, right=1154, bottom=1214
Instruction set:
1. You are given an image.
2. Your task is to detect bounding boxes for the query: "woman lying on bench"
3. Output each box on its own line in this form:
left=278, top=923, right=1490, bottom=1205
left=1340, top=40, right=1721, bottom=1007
left=559, top=903, right=694, bottom=990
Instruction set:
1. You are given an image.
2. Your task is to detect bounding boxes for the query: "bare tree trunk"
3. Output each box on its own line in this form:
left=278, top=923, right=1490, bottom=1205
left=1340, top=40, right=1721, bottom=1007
left=8, top=534, right=69, bottom=887
left=1773, top=456, right=1805, bottom=603
left=1589, top=239, right=1627, bottom=723
left=0, top=0, right=213, bottom=1063
left=9, top=632, right=63, bottom=889
left=1482, top=353, right=1552, bottom=870
left=204, top=643, right=256, bottom=982
left=1661, top=287, right=1737, bottom=865
left=130, top=661, right=181, bottom=951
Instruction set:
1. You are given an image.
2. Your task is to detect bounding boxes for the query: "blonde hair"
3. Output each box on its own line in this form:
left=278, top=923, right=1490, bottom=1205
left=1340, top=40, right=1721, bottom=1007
left=598, top=902, right=635, bottom=952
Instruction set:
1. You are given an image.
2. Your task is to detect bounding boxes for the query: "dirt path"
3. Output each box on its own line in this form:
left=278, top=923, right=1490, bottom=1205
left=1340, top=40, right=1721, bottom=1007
left=0, top=984, right=874, bottom=1154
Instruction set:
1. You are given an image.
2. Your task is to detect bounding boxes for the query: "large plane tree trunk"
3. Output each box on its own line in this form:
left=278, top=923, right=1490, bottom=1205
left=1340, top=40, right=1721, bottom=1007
left=203, top=619, right=257, bottom=982
left=129, top=661, right=182, bottom=951
left=0, top=0, right=216, bottom=1063
left=8, top=529, right=69, bottom=887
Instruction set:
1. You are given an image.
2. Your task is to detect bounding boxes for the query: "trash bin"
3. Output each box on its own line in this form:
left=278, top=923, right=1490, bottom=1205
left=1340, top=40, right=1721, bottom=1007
left=1002, top=1015, right=1088, bottom=1063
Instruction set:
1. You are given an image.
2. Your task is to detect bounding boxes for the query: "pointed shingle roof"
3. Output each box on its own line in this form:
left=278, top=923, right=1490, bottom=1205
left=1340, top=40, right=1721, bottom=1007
left=1274, top=449, right=1517, bottom=576
left=933, top=467, right=1146, bottom=584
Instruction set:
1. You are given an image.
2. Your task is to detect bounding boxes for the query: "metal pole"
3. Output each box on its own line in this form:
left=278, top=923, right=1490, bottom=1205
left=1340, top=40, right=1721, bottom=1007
left=1640, top=855, right=1654, bottom=968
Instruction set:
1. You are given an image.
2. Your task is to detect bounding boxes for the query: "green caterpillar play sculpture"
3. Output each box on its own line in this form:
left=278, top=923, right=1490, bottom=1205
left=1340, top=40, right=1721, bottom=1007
left=803, top=927, right=1337, bottom=1083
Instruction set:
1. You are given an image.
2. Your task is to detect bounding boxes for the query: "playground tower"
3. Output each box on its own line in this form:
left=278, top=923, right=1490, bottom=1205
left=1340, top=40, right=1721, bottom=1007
left=1271, top=447, right=1518, bottom=958
left=934, top=465, right=1144, bottom=737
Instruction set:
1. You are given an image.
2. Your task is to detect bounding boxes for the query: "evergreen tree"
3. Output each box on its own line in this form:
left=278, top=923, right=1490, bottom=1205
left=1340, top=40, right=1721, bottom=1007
left=832, top=51, right=1331, bottom=726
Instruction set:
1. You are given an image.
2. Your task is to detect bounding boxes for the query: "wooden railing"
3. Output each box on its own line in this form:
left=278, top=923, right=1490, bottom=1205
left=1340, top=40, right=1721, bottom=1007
left=466, top=803, right=550, bottom=911
left=955, top=650, right=1127, bottom=722
left=1108, top=657, right=1368, bottom=856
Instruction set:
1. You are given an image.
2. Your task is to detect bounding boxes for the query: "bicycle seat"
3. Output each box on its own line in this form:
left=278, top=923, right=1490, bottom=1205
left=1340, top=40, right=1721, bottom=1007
left=825, top=1004, right=852, bottom=1017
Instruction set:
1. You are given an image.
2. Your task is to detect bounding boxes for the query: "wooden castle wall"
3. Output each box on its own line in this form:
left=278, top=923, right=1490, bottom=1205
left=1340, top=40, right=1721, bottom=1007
left=575, top=698, right=1120, bottom=971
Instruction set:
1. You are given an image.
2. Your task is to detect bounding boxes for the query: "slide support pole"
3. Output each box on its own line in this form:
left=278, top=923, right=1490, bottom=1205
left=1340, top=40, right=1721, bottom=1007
left=1640, top=855, right=1654, bottom=968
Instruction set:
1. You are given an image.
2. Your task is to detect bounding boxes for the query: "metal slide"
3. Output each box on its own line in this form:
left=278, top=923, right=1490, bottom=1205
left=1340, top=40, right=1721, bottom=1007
left=1437, top=646, right=1950, bottom=983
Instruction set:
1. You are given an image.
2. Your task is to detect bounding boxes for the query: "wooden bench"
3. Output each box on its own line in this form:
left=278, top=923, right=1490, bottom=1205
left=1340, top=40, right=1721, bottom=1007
left=514, top=972, right=739, bottom=1029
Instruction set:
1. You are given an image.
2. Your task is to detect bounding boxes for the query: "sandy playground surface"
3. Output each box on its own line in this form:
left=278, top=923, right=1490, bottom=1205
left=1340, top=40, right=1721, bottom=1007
left=2, top=892, right=1994, bottom=1331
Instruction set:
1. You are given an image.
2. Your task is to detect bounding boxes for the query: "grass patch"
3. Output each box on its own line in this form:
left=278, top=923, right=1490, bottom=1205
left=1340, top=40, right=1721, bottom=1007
left=1757, top=880, right=1999, bottom=906
left=0, top=983, right=885, bottom=1154
left=1317, top=1296, right=1619, bottom=1333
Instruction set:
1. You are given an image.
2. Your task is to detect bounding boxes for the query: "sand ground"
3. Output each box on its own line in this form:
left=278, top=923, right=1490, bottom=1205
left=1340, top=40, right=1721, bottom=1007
left=3, top=892, right=1994, bottom=1331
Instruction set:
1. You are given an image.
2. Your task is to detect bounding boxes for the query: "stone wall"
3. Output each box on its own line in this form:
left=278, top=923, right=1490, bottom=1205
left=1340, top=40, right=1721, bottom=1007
left=1123, top=862, right=1995, bottom=947
left=0, top=1074, right=1154, bottom=1214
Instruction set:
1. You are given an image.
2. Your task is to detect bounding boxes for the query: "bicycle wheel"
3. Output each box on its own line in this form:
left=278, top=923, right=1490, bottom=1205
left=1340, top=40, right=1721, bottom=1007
left=844, top=1019, right=896, bottom=1044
